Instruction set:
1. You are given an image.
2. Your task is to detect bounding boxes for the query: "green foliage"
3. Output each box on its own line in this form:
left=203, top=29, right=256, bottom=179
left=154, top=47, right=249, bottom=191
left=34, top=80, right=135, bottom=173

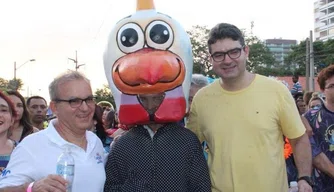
left=0, top=78, right=8, bottom=90
left=285, top=39, right=334, bottom=76
left=186, top=25, right=215, bottom=77
left=245, top=35, right=278, bottom=75
left=94, top=84, right=115, bottom=108
left=0, top=78, right=23, bottom=91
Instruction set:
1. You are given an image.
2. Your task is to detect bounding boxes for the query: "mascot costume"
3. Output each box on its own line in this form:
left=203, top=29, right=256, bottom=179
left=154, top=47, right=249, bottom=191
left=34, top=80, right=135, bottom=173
left=103, top=0, right=193, bottom=126
left=103, top=1, right=211, bottom=190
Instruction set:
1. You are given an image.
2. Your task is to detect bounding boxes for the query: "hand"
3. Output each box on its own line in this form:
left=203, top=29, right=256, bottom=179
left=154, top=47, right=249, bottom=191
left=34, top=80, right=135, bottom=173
left=298, top=180, right=313, bottom=192
left=32, top=174, right=67, bottom=192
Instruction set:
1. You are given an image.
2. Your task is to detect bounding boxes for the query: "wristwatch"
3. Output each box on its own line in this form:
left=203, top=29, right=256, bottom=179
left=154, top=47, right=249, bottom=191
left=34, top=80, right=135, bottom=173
left=298, top=176, right=314, bottom=187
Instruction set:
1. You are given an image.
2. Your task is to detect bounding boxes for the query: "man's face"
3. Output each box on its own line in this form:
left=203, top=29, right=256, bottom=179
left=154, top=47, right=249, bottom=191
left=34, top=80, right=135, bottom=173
left=292, top=76, right=298, bottom=83
left=28, top=98, right=47, bottom=124
left=52, top=79, right=95, bottom=131
left=323, top=75, right=334, bottom=104
left=210, top=38, right=249, bottom=81
left=138, top=93, right=165, bottom=115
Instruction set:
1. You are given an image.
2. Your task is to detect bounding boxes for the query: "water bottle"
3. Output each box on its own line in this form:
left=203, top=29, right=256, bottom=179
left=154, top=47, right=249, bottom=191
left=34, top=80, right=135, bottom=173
left=288, top=181, right=298, bottom=192
left=56, top=147, right=75, bottom=192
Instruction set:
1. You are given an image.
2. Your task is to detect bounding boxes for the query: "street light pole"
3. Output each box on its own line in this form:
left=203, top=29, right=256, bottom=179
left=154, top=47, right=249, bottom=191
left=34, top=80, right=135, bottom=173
left=14, top=59, right=36, bottom=80
left=68, top=50, right=85, bottom=71
left=14, top=62, right=16, bottom=80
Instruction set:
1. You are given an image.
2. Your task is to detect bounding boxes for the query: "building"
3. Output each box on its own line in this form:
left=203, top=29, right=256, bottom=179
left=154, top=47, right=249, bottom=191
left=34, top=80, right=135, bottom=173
left=265, top=39, right=297, bottom=65
left=314, top=0, right=334, bottom=41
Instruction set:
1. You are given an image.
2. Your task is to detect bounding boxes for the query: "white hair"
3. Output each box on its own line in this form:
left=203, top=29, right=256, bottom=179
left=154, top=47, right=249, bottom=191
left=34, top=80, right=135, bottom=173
left=191, top=74, right=209, bottom=87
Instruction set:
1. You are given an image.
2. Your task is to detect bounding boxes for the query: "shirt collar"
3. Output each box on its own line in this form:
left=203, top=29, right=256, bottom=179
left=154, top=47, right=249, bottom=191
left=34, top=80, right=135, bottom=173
left=45, top=119, right=96, bottom=151
left=143, top=125, right=155, bottom=139
left=137, top=123, right=178, bottom=137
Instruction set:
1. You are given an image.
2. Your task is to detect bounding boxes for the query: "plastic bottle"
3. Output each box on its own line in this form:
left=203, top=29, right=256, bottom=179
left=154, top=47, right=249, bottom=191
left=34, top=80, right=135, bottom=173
left=288, top=181, right=298, bottom=192
left=56, top=147, right=75, bottom=192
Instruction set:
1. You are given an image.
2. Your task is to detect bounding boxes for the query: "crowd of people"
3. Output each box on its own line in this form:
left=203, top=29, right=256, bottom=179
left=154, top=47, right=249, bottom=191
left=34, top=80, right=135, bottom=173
left=0, top=3, right=333, bottom=191
left=286, top=72, right=334, bottom=192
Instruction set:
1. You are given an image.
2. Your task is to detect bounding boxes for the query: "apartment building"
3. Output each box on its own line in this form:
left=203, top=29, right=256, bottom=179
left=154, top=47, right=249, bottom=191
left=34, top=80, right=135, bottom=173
left=314, top=0, right=334, bottom=41
left=264, top=39, right=297, bottom=65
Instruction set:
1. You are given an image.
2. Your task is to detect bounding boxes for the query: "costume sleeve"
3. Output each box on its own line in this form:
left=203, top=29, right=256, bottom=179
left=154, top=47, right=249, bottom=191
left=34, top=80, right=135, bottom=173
left=278, top=85, right=305, bottom=139
left=104, top=145, right=123, bottom=192
left=186, top=99, right=205, bottom=143
left=0, top=145, right=36, bottom=188
left=104, top=139, right=146, bottom=192
left=187, top=135, right=211, bottom=192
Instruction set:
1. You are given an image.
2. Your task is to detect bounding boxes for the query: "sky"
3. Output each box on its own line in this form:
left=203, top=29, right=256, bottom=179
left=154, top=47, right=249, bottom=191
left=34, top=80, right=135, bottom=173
left=0, top=0, right=315, bottom=102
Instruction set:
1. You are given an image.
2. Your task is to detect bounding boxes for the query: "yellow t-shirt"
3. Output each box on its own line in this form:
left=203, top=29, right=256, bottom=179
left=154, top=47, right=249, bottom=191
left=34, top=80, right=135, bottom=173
left=186, top=74, right=305, bottom=192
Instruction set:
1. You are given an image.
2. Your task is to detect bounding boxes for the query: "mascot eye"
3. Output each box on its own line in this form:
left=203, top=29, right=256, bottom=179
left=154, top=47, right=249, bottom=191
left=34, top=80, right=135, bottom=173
left=117, top=23, right=144, bottom=53
left=146, top=20, right=174, bottom=50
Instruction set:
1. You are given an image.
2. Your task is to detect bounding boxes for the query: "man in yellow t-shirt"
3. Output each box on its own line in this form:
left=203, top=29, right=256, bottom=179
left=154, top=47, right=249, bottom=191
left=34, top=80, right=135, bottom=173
left=186, top=23, right=313, bottom=192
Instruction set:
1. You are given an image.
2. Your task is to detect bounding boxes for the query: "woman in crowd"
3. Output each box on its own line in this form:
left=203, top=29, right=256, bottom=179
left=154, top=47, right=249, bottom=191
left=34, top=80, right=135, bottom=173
left=303, top=91, right=314, bottom=110
left=97, top=101, right=114, bottom=127
left=104, top=109, right=118, bottom=135
left=308, top=92, right=324, bottom=109
left=296, top=97, right=307, bottom=115
left=0, top=91, right=18, bottom=174
left=92, top=104, right=112, bottom=153
left=6, top=90, right=38, bottom=142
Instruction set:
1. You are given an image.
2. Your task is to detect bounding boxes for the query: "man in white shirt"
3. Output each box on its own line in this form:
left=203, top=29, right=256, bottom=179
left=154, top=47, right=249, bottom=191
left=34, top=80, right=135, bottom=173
left=0, top=71, right=106, bottom=192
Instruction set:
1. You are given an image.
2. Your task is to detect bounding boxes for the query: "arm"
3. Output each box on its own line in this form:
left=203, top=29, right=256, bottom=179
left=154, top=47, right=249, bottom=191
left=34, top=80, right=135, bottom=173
left=300, top=116, right=313, bottom=137
left=0, top=184, right=29, bottom=192
left=289, top=134, right=313, bottom=191
left=277, top=85, right=312, bottom=177
left=0, top=145, right=35, bottom=188
left=289, top=133, right=313, bottom=178
left=0, top=176, right=66, bottom=192
left=104, top=142, right=124, bottom=192
left=309, top=132, right=334, bottom=178
left=0, top=144, right=66, bottom=192
left=187, top=135, right=211, bottom=192
left=303, top=110, right=334, bottom=178
left=104, top=137, right=147, bottom=192
left=313, top=153, right=334, bottom=178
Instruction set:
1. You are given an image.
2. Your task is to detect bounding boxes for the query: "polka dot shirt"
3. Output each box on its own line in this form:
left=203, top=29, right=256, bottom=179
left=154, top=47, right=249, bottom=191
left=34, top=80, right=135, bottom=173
left=104, top=123, right=211, bottom=192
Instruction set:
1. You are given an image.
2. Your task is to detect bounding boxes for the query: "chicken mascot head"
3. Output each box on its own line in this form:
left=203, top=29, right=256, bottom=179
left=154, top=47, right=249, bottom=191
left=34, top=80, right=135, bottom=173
left=103, top=0, right=193, bottom=125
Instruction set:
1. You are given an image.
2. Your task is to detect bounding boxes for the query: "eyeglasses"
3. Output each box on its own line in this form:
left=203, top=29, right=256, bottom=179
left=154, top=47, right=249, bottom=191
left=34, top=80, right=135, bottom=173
left=210, top=46, right=244, bottom=62
left=325, top=84, right=334, bottom=90
left=54, top=96, right=96, bottom=108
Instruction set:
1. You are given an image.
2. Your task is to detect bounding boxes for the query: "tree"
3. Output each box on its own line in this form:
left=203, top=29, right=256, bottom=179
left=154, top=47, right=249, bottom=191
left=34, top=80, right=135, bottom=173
left=244, top=33, right=278, bottom=76
left=187, top=25, right=215, bottom=77
left=0, top=78, right=23, bottom=91
left=8, top=79, right=24, bottom=90
left=0, top=78, right=8, bottom=90
left=94, top=84, right=115, bottom=108
left=285, top=39, right=334, bottom=76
